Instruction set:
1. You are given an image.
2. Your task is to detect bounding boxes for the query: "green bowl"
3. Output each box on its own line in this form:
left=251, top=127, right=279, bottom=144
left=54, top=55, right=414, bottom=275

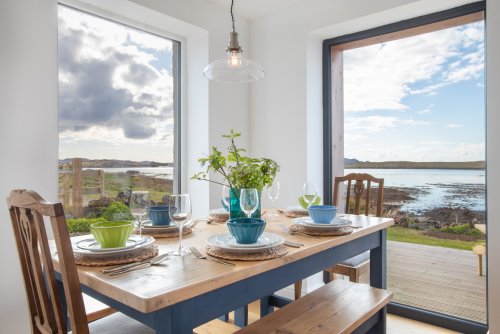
left=90, top=221, right=134, bottom=249
left=298, top=196, right=321, bottom=209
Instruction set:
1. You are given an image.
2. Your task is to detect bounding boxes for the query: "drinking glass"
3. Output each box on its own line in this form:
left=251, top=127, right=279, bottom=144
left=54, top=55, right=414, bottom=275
left=168, top=194, right=192, bottom=256
left=302, top=182, right=318, bottom=208
left=221, top=185, right=231, bottom=212
left=240, top=188, right=259, bottom=218
left=266, top=181, right=280, bottom=219
left=129, top=191, right=150, bottom=237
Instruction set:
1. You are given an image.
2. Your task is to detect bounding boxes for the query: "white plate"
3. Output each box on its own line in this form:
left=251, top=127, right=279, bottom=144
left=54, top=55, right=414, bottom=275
left=72, top=235, right=155, bottom=257
left=292, top=216, right=351, bottom=228
left=206, top=232, right=284, bottom=253
left=76, top=235, right=148, bottom=252
left=141, top=220, right=177, bottom=229
left=140, top=220, right=193, bottom=232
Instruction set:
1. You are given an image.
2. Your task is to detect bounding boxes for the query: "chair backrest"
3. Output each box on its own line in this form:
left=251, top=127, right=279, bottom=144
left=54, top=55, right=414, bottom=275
left=7, top=189, right=89, bottom=334
left=333, top=173, right=384, bottom=217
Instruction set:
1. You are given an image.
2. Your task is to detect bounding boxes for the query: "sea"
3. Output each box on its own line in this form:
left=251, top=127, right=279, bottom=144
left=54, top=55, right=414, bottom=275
left=85, top=167, right=174, bottom=180
left=345, top=168, right=486, bottom=213
left=88, top=167, right=486, bottom=213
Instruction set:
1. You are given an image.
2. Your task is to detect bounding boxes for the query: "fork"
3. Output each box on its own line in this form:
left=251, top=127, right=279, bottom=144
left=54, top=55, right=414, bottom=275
left=189, top=246, right=235, bottom=267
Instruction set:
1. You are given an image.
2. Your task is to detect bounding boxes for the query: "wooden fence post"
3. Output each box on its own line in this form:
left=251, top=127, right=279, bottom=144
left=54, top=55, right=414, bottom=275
left=72, top=158, right=83, bottom=218
left=62, top=163, right=70, bottom=209
left=99, top=169, right=105, bottom=198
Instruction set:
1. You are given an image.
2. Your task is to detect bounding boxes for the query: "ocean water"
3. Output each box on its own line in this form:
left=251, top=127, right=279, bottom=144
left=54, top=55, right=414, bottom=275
left=344, top=168, right=485, bottom=213
left=85, top=167, right=174, bottom=180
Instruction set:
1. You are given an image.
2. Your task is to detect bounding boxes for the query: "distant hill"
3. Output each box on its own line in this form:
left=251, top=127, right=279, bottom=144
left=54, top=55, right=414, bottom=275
left=59, top=158, right=173, bottom=168
left=344, top=159, right=485, bottom=170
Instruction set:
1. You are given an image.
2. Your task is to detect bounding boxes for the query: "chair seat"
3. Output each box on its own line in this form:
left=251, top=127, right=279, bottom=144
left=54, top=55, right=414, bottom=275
left=85, top=312, right=154, bottom=334
left=340, top=251, right=370, bottom=267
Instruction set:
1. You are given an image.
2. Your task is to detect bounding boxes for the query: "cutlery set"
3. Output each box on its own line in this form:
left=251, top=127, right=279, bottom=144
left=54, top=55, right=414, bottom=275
left=102, top=253, right=171, bottom=275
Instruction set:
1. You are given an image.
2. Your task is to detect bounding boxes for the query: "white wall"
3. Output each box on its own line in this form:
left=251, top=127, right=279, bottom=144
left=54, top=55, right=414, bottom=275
left=486, top=0, right=500, bottom=332
left=0, top=0, right=59, bottom=332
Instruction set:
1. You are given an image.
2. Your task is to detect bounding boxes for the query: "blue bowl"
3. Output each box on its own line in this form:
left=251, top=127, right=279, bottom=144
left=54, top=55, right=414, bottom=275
left=227, top=218, right=266, bottom=244
left=148, top=206, right=170, bottom=226
left=308, top=205, right=337, bottom=224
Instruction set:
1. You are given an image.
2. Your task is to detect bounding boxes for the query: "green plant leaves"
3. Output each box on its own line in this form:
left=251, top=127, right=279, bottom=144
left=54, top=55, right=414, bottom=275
left=192, top=130, right=280, bottom=192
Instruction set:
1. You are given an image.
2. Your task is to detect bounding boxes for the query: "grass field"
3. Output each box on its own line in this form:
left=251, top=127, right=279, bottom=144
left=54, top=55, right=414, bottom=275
left=387, top=226, right=479, bottom=250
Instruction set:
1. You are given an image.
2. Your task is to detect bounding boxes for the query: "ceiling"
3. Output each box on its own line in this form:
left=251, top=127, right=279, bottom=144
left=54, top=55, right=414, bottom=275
left=206, top=0, right=308, bottom=20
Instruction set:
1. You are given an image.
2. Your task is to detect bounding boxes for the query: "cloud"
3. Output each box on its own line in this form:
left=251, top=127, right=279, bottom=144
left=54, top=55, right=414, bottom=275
left=445, top=123, right=464, bottom=128
left=417, top=109, right=432, bottom=114
left=345, top=141, right=485, bottom=162
left=345, top=116, right=429, bottom=133
left=344, top=21, right=484, bottom=112
left=58, top=6, right=174, bottom=144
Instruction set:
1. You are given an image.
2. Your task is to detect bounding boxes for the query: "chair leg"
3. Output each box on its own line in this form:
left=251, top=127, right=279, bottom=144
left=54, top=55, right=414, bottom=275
left=323, top=270, right=334, bottom=284
left=294, top=281, right=302, bottom=300
left=348, top=268, right=360, bottom=283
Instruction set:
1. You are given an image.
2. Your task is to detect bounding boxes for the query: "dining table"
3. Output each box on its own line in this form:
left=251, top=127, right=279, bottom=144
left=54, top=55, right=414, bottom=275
left=52, top=212, right=394, bottom=334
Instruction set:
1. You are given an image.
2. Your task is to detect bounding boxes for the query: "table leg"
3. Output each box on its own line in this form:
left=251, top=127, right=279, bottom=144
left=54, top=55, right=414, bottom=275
left=56, top=278, right=70, bottom=331
left=260, top=296, right=274, bottom=318
left=234, top=305, right=248, bottom=327
left=369, top=229, right=387, bottom=333
left=151, top=302, right=194, bottom=334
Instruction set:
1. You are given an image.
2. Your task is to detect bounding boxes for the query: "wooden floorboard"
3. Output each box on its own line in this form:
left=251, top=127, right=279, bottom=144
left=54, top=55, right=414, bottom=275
left=359, top=240, right=487, bottom=323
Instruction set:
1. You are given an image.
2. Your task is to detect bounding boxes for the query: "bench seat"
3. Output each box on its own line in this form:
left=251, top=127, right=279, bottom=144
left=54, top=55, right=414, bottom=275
left=236, top=280, right=392, bottom=334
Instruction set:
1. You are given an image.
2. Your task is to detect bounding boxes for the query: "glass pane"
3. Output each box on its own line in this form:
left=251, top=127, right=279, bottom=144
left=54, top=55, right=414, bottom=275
left=342, top=20, right=486, bottom=323
left=57, top=5, right=178, bottom=225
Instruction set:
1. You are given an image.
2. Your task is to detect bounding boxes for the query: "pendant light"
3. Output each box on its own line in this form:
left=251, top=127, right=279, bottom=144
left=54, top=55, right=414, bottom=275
left=203, top=0, right=265, bottom=83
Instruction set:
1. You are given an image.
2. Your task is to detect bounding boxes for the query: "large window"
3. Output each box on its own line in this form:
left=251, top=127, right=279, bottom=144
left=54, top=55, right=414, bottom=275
left=323, top=3, right=487, bottom=333
left=57, top=5, right=180, bottom=218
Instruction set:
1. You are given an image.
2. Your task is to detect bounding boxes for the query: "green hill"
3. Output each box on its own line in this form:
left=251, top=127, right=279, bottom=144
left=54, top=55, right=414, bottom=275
left=345, top=160, right=485, bottom=170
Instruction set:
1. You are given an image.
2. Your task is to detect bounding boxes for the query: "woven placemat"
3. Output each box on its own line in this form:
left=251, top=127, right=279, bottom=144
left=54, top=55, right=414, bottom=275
left=74, top=245, right=159, bottom=266
left=206, top=244, right=288, bottom=261
left=209, top=212, right=229, bottom=222
left=134, top=226, right=193, bottom=238
left=289, top=224, right=353, bottom=236
left=282, top=210, right=308, bottom=218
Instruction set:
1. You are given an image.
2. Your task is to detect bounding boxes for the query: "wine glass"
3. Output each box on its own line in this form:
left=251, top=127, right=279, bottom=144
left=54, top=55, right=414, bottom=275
left=266, top=181, right=280, bottom=220
left=221, top=185, right=231, bottom=212
left=168, top=194, right=192, bottom=256
left=240, top=188, right=259, bottom=218
left=302, top=182, right=318, bottom=208
left=129, top=191, right=150, bottom=237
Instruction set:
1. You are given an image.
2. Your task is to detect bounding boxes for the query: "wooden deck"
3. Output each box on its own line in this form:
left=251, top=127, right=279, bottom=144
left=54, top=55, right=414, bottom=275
left=360, top=241, right=487, bottom=323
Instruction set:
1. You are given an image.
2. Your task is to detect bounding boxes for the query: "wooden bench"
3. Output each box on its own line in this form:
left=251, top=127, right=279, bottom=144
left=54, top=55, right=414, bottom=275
left=236, top=280, right=392, bottom=334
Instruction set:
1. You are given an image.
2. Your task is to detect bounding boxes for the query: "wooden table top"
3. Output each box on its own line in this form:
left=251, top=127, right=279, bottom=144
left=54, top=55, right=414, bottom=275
left=52, top=213, right=393, bottom=313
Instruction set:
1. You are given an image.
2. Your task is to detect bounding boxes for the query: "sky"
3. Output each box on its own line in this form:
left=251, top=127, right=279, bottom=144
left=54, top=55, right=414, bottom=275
left=58, top=6, right=175, bottom=162
left=344, top=21, right=485, bottom=162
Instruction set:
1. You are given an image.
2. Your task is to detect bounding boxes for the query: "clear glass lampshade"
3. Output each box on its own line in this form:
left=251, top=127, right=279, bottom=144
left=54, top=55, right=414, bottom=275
left=203, top=51, right=265, bottom=83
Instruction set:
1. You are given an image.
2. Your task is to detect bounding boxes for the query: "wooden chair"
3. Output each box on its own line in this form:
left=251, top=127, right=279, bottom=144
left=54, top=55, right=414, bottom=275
left=7, top=189, right=238, bottom=334
left=294, top=173, right=384, bottom=298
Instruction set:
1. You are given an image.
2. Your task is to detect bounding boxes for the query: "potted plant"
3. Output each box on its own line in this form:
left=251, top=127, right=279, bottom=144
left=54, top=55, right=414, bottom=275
left=192, top=130, right=280, bottom=218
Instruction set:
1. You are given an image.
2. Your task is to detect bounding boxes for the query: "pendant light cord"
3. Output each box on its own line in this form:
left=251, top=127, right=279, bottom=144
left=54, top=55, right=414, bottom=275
left=231, top=0, right=235, bottom=32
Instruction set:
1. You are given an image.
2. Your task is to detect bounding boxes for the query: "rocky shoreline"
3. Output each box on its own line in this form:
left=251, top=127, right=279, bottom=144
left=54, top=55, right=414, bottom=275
left=382, top=185, right=485, bottom=240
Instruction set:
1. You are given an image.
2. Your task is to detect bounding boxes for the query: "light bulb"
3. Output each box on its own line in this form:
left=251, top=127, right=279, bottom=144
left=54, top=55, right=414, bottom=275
left=227, top=51, right=242, bottom=67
